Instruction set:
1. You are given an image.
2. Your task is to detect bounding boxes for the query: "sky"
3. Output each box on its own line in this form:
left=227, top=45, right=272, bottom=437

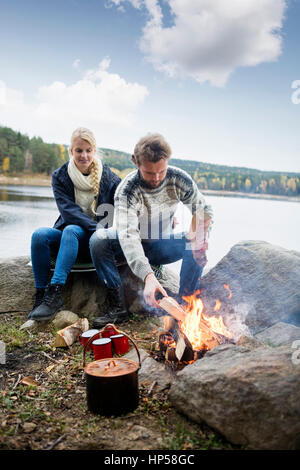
left=0, top=0, right=300, bottom=173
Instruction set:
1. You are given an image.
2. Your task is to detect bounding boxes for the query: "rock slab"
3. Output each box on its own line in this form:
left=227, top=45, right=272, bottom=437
left=200, top=241, right=300, bottom=334
left=169, top=343, right=300, bottom=450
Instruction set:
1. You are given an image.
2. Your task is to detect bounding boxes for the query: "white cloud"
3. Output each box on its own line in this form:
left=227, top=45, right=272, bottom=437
left=0, top=80, right=25, bottom=109
left=72, top=59, right=80, bottom=69
left=0, top=59, right=149, bottom=142
left=109, top=0, right=287, bottom=86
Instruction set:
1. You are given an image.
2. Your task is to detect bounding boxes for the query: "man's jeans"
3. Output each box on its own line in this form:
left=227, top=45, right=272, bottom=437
left=31, top=225, right=91, bottom=288
left=89, top=228, right=203, bottom=297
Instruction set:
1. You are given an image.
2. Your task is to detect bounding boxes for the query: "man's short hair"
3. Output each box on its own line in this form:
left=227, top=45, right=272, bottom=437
left=133, top=133, right=172, bottom=165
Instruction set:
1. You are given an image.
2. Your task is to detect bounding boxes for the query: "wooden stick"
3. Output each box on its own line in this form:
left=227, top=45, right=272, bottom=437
left=46, top=434, right=66, bottom=451
left=158, top=297, right=186, bottom=322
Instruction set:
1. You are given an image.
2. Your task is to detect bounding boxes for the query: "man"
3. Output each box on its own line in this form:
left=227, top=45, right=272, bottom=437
left=90, top=133, right=213, bottom=327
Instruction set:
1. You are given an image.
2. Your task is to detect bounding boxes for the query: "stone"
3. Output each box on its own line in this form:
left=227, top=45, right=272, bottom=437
left=19, top=319, right=38, bottom=331
left=200, top=241, right=300, bottom=335
left=0, top=256, right=107, bottom=322
left=0, top=257, right=179, bottom=322
left=255, top=322, right=300, bottom=347
left=22, top=422, right=37, bottom=433
left=0, top=256, right=35, bottom=313
left=123, top=348, right=149, bottom=365
left=138, top=356, right=176, bottom=392
left=51, top=310, right=80, bottom=330
left=127, top=425, right=151, bottom=440
left=236, top=334, right=265, bottom=350
left=169, top=344, right=300, bottom=450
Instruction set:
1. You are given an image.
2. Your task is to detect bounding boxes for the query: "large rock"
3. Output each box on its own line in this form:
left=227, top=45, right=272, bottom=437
left=138, top=356, right=176, bottom=392
left=255, top=322, right=300, bottom=347
left=0, top=256, right=179, bottom=321
left=169, top=343, right=300, bottom=450
left=0, top=256, right=106, bottom=322
left=200, top=241, right=300, bottom=335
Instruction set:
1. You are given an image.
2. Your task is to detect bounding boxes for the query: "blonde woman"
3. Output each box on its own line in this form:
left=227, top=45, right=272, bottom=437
left=29, top=127, right=121, bottom=321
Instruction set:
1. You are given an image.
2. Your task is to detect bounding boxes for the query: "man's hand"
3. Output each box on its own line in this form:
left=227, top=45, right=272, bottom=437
left=144, top=273, right=168, bottom=308
left=192, top=241, right=208, bottom=267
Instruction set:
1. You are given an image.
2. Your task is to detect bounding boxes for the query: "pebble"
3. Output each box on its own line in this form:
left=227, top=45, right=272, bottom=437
left=23, top=422, right=37, bottom=433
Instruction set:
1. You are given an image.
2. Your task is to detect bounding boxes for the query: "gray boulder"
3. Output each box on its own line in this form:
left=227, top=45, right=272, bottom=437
left=255, top=322, right=300, bottom=347
left=0, top=256, right=107, bottom=322
left=0, top=256, right=179, bottom=322
left=200, top=241, right=300, bottom=335
left=169, top=343, right=300, bottom=450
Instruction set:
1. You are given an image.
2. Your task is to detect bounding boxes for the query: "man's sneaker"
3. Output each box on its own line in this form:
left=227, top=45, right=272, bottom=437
left=27, top=288, right=45, bottom=319
left=93, top=286, right=128, bottom=329
left=30, top=284, right=64, bottom=321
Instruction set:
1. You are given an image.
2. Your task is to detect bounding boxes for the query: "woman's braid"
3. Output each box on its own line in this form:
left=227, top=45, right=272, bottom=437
left=89, top=159, right=100, bottom=215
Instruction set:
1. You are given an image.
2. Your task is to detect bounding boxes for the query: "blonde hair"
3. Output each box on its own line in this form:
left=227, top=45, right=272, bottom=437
left=70, top=127, right=100, bottom=215
left=133, top=133, right=171, bottom=165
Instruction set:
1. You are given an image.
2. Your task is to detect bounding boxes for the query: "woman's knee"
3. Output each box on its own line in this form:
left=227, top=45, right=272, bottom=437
left=61, top=224, right=84, bottom=239
left=31, top=227, right=52, bottom=245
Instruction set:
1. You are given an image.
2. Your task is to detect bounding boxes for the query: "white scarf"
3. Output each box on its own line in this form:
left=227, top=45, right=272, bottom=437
left=67, top=157, right=103, bottom=219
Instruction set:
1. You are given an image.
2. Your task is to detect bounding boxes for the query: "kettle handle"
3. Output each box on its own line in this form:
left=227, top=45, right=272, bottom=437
left=83, top=323, right=141, bottom=369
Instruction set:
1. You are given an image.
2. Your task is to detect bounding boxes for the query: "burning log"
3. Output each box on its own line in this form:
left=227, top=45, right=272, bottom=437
left=165, top=347, right=178, bottom=362
left=158, top=319, right=194, bottom=363
left=175, top=330, right=195, bottom=362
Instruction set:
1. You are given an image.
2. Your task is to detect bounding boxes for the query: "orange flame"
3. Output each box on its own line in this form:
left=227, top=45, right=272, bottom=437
left=214, top=299, right=221, bottom=311
left=179, top=291, right=232, bottom=352
left=223, top=284, right=232, bottom=299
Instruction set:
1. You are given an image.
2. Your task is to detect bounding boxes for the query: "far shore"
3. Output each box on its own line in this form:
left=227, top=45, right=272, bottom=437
left=0, top=174, right=299, bottom=203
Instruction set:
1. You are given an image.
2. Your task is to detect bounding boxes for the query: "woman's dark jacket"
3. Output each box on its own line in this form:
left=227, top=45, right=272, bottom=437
left=52, top=162, right=121, bottom=234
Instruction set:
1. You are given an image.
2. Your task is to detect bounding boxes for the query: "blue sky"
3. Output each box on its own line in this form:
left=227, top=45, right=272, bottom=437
left=0, top=0, right=300, bottom=172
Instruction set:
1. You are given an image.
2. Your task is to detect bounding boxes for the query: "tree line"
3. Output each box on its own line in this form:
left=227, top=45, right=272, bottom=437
left=0, top=126, right=68, bottom=174
left=0, top=126, right=299, bottom=197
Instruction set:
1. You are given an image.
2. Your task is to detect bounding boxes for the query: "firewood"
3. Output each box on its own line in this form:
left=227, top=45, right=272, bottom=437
left=175, top=330, right=195, bottom=362
left=165, top=347, right=178, bottom=362
left=158, top=297, right=186, bottom=322
left=54, top=318, right=89, bottom=348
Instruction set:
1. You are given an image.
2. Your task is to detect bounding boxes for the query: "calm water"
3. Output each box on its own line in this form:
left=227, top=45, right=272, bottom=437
left=0, top=184, right=299, bottom=269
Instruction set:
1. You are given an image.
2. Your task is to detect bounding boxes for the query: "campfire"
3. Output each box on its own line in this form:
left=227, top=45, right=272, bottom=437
left=153, top=289, right=234, bottom=367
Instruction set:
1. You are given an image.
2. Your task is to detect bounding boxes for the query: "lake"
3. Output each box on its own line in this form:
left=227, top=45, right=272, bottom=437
left=0, top=184, right=299, bottom=270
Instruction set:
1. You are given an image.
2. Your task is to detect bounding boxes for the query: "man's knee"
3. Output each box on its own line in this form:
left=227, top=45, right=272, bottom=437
left=90, top=229, right=111, bottom=257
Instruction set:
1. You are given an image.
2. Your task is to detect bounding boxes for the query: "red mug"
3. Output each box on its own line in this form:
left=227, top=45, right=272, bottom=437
left=80, top=329, right=100, bottom=351
left=102, top=325, right=118, bottom=338
left=110, top=334, right=130, bottom=355
left=92, top=338, right=112, bottom=360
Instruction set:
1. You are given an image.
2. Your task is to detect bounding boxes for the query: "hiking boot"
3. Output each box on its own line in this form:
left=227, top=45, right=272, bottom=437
left=30, top=284, right=64, bottom=321
left=93, top=286, right=128, bottom=329
left=27, top=288, right=45, bottom=319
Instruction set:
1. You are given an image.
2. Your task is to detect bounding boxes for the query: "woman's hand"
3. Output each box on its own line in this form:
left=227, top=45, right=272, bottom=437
left=143, top=273, right=168, bottom=307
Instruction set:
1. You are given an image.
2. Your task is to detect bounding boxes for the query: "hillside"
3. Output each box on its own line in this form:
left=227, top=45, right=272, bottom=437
left=0, top=125, right=299, bottom=197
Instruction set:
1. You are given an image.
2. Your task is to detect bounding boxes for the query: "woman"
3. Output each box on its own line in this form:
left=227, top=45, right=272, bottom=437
left=28, top=127, right=121, bottom=321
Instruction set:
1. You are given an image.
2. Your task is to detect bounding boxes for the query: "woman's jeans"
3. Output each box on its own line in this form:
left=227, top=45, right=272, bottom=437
left=31, top=225, right=91, bottom=288
left=90, top=228, right=203, bottom=297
